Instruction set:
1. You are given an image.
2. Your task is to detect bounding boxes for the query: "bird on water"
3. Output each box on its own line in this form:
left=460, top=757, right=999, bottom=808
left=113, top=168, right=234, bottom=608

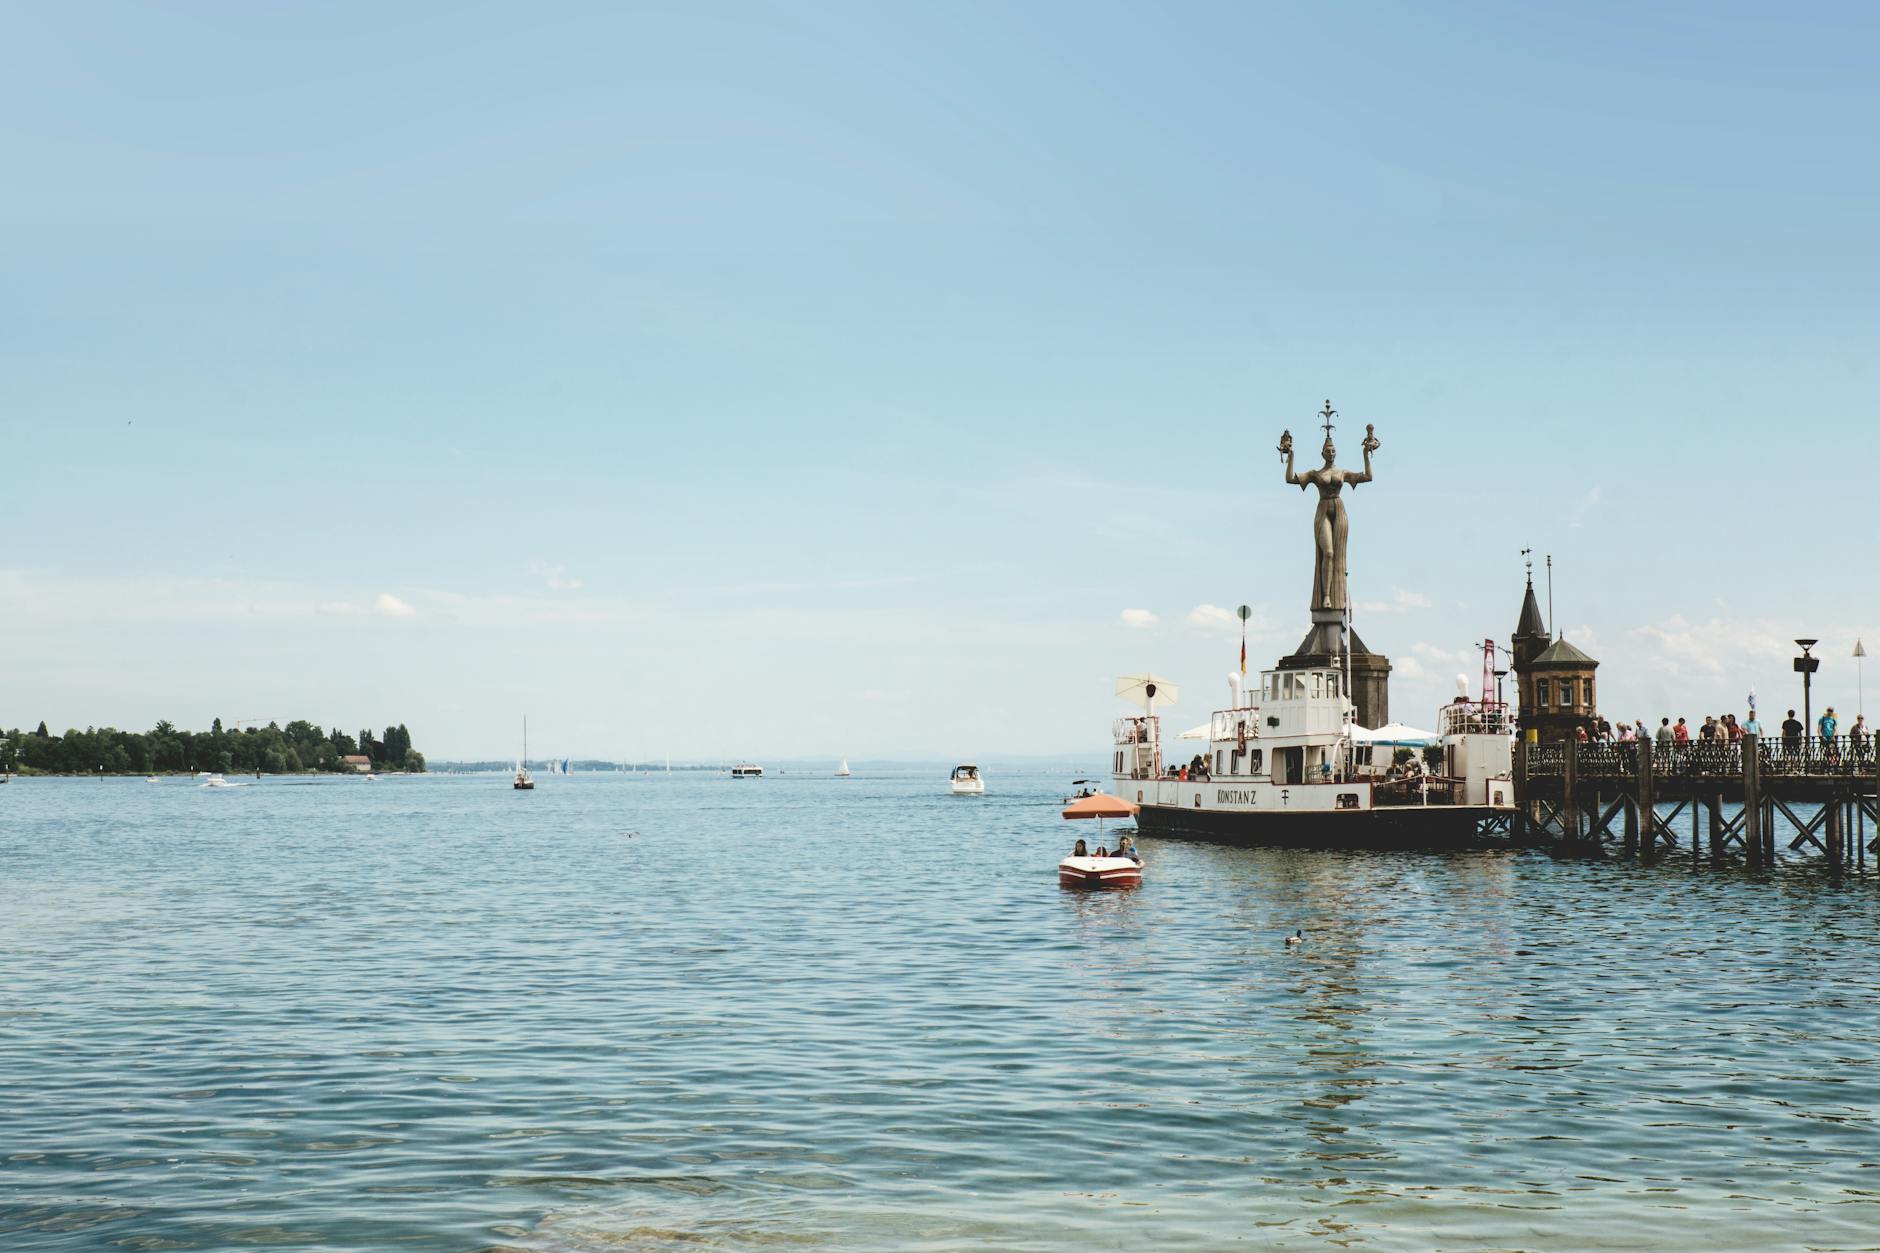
left=1285, top=929, right=1304, bottom=946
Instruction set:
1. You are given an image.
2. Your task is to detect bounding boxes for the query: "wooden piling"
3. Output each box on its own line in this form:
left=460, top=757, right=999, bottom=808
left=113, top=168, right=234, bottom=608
left=1562, top=735, right=1580, bottom=844
left=1742, top=733, right=1762, bottom=861
left=1636, top=735, right=1655, bottom=852
left=1828, top=795, right=1844, bottom=863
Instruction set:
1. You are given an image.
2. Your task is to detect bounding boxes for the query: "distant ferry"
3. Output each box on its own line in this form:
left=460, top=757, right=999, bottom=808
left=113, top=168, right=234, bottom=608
left=731, top=764, right=763, bottom=779
left=1111, top=653, right=1513, bottom=845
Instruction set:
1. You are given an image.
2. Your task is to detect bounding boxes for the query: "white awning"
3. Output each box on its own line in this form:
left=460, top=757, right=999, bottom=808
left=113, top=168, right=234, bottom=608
left=1352, top=722, right=1441, bottom=746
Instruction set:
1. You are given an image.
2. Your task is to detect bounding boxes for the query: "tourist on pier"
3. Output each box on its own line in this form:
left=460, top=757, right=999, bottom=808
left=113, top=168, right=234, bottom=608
left=1634, top=719, right=1649, bottom=742
left=1726, top=714, right=1743, bottom=743
left=1673, top=717, right=1690, bottom=744
left=1656, top=718, right=1674, bottom=747
left=1743, top=711, right=1762, bottom=738
left=1821, top=708, right=1839, bottom=765
left=1852, top=715, right=1869, bottom=760
left=1782, top=710, right=1804, bottom=756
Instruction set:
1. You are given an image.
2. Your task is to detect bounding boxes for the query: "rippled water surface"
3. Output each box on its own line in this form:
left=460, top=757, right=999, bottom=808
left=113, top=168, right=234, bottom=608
left=5, top=771, right=1880, bottom=1251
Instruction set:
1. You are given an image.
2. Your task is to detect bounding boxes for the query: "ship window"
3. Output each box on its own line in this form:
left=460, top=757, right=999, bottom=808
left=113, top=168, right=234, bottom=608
left=1311, top=674, right=1323, bottom=699
left=1248, top=749, right=1264, bottom=774
left=1337, top=793, right=1360, bottom=810
left=1215, top=750, right=1225, bottom=775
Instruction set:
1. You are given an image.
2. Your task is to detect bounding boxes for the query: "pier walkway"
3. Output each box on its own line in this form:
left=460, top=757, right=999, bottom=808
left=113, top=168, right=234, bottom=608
left=1517, top=732, right=1880, bottom=863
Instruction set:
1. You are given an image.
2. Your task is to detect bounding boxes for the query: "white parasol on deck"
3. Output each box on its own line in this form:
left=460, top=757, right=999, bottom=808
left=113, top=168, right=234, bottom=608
left=1114, top=674, right=1179, bottom=710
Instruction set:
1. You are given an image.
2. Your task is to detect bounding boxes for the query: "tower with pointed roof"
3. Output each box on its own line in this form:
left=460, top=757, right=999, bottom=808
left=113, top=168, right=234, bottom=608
left=1510, top=561, right=1599, bottom=741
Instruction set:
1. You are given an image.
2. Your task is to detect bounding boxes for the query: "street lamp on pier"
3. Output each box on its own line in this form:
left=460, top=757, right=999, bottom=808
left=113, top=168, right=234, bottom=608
left=1795, top=639, right=1820, bottom=740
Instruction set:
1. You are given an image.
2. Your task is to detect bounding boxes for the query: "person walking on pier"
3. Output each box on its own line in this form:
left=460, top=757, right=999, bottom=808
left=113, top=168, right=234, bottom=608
left=1782, top=710, right=1804, bottom=758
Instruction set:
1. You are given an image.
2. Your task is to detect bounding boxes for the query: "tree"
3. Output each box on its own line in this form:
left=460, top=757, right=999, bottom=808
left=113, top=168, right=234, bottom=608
left=35, top=721, right=48, bottom=738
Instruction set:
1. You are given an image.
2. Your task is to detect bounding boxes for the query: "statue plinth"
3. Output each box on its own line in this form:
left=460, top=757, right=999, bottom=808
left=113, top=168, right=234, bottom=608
left=1279, top=615, right=1391, bottom=731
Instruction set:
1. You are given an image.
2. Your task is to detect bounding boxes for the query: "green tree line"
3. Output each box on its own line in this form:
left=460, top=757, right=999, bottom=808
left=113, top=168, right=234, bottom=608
left=0, top=719, right=425, bottom=776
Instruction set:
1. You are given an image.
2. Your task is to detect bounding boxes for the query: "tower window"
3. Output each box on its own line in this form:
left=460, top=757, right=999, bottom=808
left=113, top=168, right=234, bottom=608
left=1537, top=679, right=1550, bottom=706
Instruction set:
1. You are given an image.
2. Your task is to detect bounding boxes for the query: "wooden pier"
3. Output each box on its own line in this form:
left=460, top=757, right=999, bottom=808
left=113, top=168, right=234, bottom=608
left=1516, top=733, right=1880, bottom=864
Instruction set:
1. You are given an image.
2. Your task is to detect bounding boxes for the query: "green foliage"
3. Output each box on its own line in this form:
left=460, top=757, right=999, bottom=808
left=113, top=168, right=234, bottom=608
left=0, top=719, right=426, bottom=776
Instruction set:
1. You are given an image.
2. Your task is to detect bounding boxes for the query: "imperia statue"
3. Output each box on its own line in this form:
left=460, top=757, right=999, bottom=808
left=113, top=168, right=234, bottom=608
left=1278, top=401, right=1379, bottom=613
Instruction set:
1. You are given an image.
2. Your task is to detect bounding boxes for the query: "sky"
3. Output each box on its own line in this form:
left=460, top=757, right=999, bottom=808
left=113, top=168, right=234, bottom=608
left=4, top=1, right=1878, bottom=761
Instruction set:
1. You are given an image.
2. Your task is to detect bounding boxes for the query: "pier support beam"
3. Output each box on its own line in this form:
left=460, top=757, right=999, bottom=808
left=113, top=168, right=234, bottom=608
left=1561, top=736, right=1580, bottom=844
left=1636, top=737, right=1655, bottom=853
left=1742, top=733, right=1763, bottom=861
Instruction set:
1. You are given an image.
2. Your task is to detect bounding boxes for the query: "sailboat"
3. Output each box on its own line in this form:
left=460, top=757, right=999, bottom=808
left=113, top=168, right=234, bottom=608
left=835, top=758, right=851, bottom=777
left=514, top=719, right=535, bottom=790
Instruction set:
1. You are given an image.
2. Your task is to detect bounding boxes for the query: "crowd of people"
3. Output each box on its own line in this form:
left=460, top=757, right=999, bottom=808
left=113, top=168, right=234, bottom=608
left=1564, top=706, right=1872, bottom=767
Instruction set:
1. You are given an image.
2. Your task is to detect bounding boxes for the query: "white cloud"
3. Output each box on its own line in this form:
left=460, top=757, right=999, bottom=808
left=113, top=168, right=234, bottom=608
left=529, top=560, right=585, bottom=592
left=1570, top=485, right=1603, bottom=528
left=1358, top=587, right=1433, bottom=615
left=1187, top=603, right=1254, bottom=636
left=375, top=593, right=416, bottom=618
left=1120, top=608, right=1159, bottom=629
left=1395, top=656, right=1428, bottom=679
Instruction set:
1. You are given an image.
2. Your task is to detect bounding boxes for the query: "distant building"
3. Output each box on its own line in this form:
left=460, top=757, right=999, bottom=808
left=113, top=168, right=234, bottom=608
left=1511, top=570, right=1600, bottom=741
left=341, top=754, right=372, bottom=773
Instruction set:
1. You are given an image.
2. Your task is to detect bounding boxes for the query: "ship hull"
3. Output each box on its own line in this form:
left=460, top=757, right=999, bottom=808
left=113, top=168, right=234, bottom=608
left=1133, top=801, right=1510, bottom=849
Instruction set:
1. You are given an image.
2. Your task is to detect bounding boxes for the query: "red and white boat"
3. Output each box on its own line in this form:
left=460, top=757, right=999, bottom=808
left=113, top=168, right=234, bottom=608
left=1056, top=854, right=1143, bottom=887
left=1058, top=793, right=1143, bottom=887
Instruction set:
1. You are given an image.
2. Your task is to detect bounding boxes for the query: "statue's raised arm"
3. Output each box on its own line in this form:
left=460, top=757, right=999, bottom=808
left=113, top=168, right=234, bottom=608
left=1348, top=423, right=1379, bottom=488
left=1278, top=429, right=1306, bottom=488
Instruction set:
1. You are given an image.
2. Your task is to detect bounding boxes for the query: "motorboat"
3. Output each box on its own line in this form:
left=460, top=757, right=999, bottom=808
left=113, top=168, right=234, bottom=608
left=201, top=774, right=235, bottom=789
left=145, top=776, right=159, bottom=783
left=365, top=774, right=379, bottom=782
left=949, top=764, right=984, bottom=795
left=1057, top=854, right=1143, bottom=887
left=731, top=764, right=763, bottom=779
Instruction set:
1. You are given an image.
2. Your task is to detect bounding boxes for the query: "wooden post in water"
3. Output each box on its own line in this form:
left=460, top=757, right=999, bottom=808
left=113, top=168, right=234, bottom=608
left=1636, top=734, right=1655, bottom=853
left=1562, top=734, right=1580, bottom=844
left=1742, top=733, right=1762, bottom=861
left=1828, top=794, right=1844, bottom=864
left=1513, top=739, right=1529, bottom=841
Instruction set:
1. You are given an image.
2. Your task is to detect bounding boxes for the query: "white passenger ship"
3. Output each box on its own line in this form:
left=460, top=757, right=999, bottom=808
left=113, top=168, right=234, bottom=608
left=1111, top=659, right=1514, bottom=845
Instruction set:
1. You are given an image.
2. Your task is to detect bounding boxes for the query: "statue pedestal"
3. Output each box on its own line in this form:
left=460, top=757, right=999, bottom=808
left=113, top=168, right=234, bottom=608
left=1279, top=610, right=1392, bottom=731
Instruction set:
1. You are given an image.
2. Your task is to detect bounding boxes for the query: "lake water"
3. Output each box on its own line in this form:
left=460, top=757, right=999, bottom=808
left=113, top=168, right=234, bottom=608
left=4, top=771, right=1880, bottom=1251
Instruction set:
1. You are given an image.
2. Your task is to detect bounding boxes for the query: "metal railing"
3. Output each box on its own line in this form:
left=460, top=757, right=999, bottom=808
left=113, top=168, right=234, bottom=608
left=1527, top=734, right=1878, bottom=780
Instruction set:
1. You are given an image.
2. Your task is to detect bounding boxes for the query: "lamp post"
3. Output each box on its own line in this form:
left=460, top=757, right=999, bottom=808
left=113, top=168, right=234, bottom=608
left=1795, top=639, right=1820, bottom=742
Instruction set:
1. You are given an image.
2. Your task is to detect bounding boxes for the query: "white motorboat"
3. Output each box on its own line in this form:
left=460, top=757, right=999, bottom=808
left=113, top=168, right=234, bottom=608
left=949, top=764, right=985, bottom=795
left=201, top=774, right=235, bottom=789
left=731, top=764, right=763, bottom=778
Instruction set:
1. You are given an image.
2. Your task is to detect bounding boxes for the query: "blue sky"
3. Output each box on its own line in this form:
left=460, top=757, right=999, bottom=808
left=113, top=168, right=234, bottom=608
left=4, top=2, right=1877, bottom=760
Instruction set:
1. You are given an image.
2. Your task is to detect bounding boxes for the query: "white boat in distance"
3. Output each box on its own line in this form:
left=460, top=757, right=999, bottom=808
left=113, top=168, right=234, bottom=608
left=949, top=764, right=985, bottom=795
left=514, top=718, right=535, bottom=791
left=731, top=764, right=763, bottom=778
left=835, top=759, right=851, bottom=777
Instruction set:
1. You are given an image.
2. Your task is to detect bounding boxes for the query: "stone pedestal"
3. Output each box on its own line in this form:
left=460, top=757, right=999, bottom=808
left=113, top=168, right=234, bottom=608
left=1279, top=609, right=1392, bottom=730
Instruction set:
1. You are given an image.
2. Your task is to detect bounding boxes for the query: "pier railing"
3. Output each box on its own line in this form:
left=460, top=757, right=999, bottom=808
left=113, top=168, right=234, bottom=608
left=1526, top=734, right=1877, bottom=781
